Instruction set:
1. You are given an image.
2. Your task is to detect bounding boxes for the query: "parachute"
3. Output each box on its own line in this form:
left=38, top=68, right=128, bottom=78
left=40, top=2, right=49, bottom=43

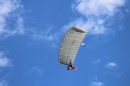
left=58, top=27, right=87, bottom=65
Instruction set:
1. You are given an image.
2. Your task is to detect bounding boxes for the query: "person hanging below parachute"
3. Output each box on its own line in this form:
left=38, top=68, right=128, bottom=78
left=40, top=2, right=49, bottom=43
left=67, top=60, right=77, bottom=70
left=58, top=26, right=87, bottom=71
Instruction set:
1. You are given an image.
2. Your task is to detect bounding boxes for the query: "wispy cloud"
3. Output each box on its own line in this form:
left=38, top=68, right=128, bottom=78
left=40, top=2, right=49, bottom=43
left=90, top=81, right=104, bottom=86
left=93, top=59, right=101, bottom=64
left=0, top=80, right=7, bottom=86
left=30, top=66, right=43, bottom=75
left=30, top=28, right=59, bottom=42
left=0, top=50, right=11, bottom=86
left=75, top=0, right=125, bottom=16
left=106, top=62, right=117, bottom=68
left=0, top=0, right=24, bottom=39
left=29, top=0, right=126, bottom=45
left=0, top=51, right=11, bottom=68
left=63, top=0, right=126, bottom=35
left=28, top=27, right=61, bottom=48
left=116, top=73, right=122, bottom=77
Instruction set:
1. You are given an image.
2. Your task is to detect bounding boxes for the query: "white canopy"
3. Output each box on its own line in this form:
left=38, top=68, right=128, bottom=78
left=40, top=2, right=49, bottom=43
left=58, top=27, right=87, bottom=65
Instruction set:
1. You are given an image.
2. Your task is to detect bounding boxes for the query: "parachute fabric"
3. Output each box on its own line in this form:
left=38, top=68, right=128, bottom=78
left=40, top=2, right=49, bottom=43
left=58, top=27, right=87, bottom=65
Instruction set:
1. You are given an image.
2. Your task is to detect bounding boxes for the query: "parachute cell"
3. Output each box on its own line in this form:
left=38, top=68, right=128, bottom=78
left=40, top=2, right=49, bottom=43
left=58, top=27, right=87, bottom=65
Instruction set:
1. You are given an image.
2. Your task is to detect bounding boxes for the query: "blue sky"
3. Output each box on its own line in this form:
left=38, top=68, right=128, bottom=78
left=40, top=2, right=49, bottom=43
left=0, top=0, right=130, bottom=86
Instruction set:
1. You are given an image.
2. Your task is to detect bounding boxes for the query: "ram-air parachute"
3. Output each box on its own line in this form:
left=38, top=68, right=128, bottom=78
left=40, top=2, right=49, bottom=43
left=58, top=27, right=87, bottom=65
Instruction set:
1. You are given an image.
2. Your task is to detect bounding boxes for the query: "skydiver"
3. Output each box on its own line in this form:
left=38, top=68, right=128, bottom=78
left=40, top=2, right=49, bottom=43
left=67, top=60, right=77, bottom=70
left=67, top=64, right=77, bottom=70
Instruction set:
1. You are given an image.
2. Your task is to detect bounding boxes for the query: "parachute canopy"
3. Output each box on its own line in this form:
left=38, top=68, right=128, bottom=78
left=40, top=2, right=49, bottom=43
left=58, top=27, right=87, bottom=65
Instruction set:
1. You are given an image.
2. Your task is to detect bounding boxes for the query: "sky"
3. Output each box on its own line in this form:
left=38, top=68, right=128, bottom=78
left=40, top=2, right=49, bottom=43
left=0, top=0, right=130, bottom=86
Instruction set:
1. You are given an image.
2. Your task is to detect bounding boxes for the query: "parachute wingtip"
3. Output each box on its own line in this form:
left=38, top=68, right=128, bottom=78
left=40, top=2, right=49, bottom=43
left=71, top=26, right=87, bottom=33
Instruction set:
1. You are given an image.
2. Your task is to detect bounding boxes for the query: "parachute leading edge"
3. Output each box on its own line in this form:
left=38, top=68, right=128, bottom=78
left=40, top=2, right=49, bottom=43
left=58, top=26, right=87, bottom=65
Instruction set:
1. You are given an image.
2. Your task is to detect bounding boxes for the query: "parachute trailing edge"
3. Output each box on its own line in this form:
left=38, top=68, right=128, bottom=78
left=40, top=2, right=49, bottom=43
left=58, top=26, right=87, bottom=65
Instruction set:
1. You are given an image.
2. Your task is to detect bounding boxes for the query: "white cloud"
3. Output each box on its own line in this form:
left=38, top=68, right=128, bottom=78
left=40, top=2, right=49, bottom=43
left=75, top=0, right=125, bottom=16
left=90, top=81, right=104, bottom=86
left=106, top=62, right=117, bottom=68
left=0, top=52, right=10, bottom=68
left=0, top=51, right=11, bottom=86
left=63, top=18, right=107, bottom=35
left=0, top=0, right=24, bottom=39
left=63, top=0, right=126, bottom=35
